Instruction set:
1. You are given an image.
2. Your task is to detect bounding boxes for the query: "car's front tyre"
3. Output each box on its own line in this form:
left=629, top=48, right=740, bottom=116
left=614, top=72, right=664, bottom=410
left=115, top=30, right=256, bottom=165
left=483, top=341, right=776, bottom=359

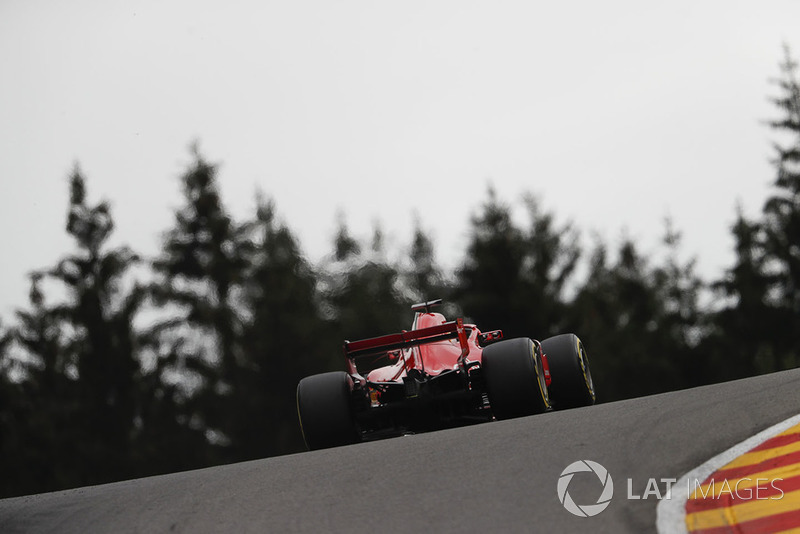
left=541, top=333, right=596, bottom=409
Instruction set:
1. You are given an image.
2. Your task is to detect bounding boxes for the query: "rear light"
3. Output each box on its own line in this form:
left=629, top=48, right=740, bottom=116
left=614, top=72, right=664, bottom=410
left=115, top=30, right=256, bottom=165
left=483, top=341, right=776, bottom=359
left=369, top=389, right=381, bottom=406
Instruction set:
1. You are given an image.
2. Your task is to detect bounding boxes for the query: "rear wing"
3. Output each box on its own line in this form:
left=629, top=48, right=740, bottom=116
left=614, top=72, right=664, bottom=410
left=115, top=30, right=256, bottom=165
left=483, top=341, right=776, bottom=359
left=343, top=318, right=470, bottom=375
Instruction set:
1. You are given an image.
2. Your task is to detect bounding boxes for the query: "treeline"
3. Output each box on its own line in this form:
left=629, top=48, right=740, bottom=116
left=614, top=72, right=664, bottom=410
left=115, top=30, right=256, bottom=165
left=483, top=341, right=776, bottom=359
left=1, top=51, right=800, bottom=498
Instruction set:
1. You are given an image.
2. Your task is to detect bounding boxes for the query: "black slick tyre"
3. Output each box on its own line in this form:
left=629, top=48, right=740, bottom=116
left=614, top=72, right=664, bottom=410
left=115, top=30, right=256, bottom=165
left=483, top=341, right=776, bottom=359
left=541, top=333, right=596, bottom=409
left=482, top=337, right=551, bottom=420
left=297, top=371, right=361, bottom=450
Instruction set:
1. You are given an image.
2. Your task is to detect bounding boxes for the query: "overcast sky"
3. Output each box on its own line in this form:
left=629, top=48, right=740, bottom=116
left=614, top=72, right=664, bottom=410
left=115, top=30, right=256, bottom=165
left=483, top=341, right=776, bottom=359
left=2, top=1, right=799, bottom=319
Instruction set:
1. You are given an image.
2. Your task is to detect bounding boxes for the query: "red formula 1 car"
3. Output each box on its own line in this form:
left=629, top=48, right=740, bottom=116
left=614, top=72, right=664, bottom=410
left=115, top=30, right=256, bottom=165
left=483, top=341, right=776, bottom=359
left=296, top=299, right=596, bottom=450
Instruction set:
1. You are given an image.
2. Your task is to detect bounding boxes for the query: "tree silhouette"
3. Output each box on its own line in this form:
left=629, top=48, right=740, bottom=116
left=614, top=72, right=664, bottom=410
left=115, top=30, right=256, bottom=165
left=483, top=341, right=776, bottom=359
left=760, top=46, right=800, bottom=371
left=564, top=229, right=703, bottom=401
left=147, top=147, right=249, bottom=462
left=1, top=168, right=149, bottom=495
left=405, top=216, right=448, bottom=303
left=455, top=188, right=579, bottom=338
left=322, top=219, right=411, bottom=343
left=456, top=188, right=528, bottom=334
left=231, top=196, right=332, bottom=457
left=704, top=208, right=777, bottom=379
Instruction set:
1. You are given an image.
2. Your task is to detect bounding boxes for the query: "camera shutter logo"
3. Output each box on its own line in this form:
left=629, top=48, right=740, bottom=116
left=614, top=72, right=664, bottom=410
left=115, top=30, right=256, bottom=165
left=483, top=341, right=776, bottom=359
left=557, top=460, right=614, bottom=517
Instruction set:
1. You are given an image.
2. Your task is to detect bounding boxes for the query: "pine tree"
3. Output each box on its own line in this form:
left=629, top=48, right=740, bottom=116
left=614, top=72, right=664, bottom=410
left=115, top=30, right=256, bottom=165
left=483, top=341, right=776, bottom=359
left=322, top=219, right=410, bottom=344
left=518, top=194, right=580, bottom=337
left=650, top=221, right=705, bottom=387
left=4, top=168, right=147, bottom=493
left=760, top=46, right=800, bottom=370
left=565, top=233, right=699, bottom=400
left=148, top=147, right=248, bottom=462
left=233, top=196, right=331, bottom=457
left=53, top=169, right=144, bottom=482
left=333, top=215, right=361, bottom=262
left=705, top=208, right=778, bottom=377
left=405, top=216, right=447, bottom=303
left=456, top=188, right=527, bottom=334
left=6, top=274, right=79, bottom=495
left=455, top=188, right=579, bottom=338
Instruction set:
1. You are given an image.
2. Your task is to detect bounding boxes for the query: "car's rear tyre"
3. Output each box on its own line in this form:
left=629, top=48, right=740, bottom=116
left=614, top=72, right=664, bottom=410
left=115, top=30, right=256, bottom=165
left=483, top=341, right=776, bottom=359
left=482, top=337, right=551, bottom=420
left=297, top=371, right=361, bottom=450
left=541, top=333, right=596, bottom=409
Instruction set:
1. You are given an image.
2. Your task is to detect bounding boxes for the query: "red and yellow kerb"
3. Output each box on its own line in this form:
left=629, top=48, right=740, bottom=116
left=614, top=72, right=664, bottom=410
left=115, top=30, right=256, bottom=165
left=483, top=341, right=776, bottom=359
left=686, top=422, right=800, bottom=533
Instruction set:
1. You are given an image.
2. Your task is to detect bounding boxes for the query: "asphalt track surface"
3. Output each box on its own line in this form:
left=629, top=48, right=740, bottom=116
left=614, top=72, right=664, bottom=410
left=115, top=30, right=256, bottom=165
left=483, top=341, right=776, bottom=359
left=3, top=368, right=800, bottom=534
